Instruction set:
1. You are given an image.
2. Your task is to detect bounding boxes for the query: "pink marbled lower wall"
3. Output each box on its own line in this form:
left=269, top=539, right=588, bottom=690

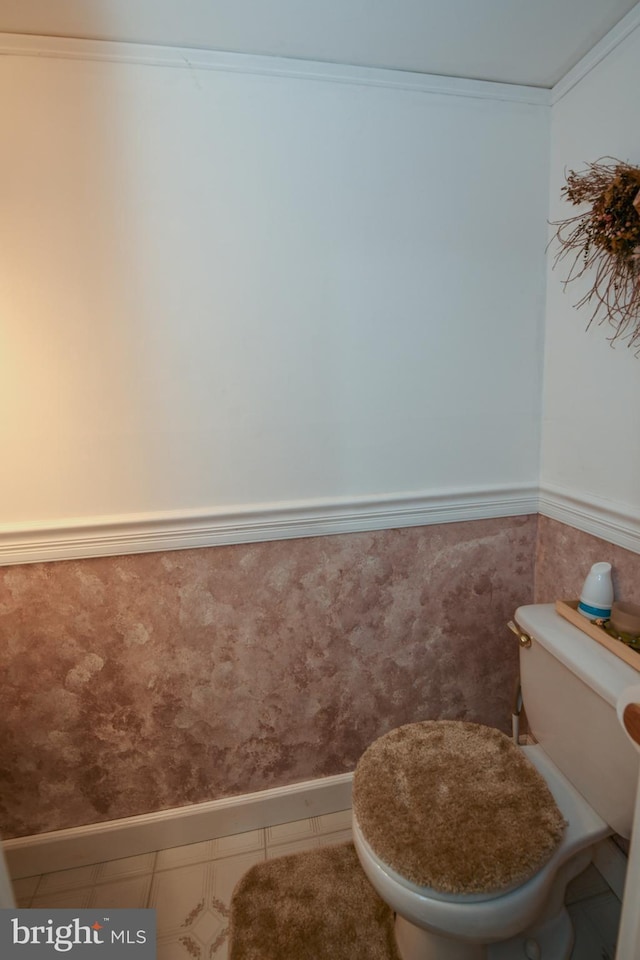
left=535, top=516, right=640, bottom=605
left=0, top=517, right=535, bottom=839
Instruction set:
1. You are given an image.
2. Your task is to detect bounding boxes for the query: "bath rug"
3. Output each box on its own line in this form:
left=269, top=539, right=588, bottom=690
left=229, top=842, right=400, bottom=960
left=353, top=720, right=566, bottom=896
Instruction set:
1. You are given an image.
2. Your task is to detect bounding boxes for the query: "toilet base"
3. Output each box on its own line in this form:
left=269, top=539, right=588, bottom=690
left=395, top=914, right=485, bottom=959
left=489, top=905, right=573, bottom=959
left=394, top=904, right=574, bottom=960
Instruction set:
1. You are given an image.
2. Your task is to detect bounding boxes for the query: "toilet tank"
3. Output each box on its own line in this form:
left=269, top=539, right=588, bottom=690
left=515, top=603, right=640, bottom=838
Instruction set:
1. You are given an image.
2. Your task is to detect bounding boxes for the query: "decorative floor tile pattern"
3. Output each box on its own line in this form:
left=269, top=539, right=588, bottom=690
left=12, top=814, right=621, bottom=959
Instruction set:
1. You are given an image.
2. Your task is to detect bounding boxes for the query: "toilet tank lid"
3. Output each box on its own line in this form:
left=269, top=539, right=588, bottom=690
left=515, top=603, right=639, bottom=708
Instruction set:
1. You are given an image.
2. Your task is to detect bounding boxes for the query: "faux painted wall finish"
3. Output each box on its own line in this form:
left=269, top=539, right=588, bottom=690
left=0, top=517, right=535, bottom=839
left=535, top=516, right=640, bottom=604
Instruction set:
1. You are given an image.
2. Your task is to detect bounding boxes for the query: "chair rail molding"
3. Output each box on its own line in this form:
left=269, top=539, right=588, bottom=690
left=538, top=482, right=640, bottom=556
left=3, top=484, right=640, bottom=566
left=0, top=484, right=538, bottom=566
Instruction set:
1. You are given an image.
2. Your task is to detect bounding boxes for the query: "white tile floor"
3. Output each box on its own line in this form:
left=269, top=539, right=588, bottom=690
left=11, top=810, right=621, bottom=959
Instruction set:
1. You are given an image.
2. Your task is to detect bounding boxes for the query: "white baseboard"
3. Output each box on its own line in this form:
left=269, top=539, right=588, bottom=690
left=3, top=772, right=353, bottom=880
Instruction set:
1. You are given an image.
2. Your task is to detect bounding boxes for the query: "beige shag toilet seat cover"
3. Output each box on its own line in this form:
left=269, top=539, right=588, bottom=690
left=353, top=720, right=566, bottom=896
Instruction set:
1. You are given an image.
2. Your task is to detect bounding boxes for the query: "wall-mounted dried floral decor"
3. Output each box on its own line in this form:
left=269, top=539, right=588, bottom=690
left=550, top=157, right=640, bottom=351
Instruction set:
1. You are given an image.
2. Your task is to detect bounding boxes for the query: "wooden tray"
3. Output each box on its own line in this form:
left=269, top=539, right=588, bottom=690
left=555, top=600, right=640, bottom=671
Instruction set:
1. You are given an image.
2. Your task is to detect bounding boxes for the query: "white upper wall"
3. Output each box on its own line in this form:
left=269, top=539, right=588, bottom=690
left=0, top=42, right=548, bottom=529
left=542, top=23, right=640, bottom=519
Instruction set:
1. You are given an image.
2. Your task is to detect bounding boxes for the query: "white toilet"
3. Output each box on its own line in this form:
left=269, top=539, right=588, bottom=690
left=352, top=603, right=640, bottom=960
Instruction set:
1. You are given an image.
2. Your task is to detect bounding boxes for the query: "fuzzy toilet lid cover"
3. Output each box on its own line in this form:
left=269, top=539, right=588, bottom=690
left=353, top=720, right=566, bottom=896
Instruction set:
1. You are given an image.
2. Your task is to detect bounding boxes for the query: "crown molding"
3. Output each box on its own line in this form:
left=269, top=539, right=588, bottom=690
left=538, top=482, right=640, bottom=556
left=551, top=3, right=640, bottom=105
left=0, top=31, right=549, bottom=106
left=0, top=485, right=538, bottom=567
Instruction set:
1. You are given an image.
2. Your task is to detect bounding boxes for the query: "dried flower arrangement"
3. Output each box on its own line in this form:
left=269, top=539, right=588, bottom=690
left=550, top=157, right=640, bottom=350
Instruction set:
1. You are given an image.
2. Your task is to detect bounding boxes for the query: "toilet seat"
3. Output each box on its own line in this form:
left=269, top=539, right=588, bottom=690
left=353, top=721, right=566, bottom=895
left=352, top=744, right=610, bottom=944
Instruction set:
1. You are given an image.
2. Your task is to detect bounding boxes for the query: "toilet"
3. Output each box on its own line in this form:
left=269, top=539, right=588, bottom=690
left=352, top=603, right=640, bottom=960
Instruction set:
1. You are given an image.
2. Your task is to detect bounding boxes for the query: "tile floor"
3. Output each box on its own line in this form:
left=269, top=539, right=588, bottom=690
left=11, top=810, right=621, bottom=959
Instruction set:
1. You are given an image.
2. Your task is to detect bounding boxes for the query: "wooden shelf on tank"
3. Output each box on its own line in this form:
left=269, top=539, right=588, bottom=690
left=555, top=600, right=640, bottom=672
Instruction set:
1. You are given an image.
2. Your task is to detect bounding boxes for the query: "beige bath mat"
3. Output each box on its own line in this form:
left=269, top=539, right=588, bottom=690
left=229, top=842, right=400, bottom=960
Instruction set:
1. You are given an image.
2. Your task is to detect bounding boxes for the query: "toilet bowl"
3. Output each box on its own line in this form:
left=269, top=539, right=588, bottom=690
left=352, top=604, right=640, bottom=960
left=353, top=744, right=608, bottom=959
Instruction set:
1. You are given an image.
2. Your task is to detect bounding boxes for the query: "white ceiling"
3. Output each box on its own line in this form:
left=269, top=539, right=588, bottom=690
left=0, top=0, right=638, bottom=88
